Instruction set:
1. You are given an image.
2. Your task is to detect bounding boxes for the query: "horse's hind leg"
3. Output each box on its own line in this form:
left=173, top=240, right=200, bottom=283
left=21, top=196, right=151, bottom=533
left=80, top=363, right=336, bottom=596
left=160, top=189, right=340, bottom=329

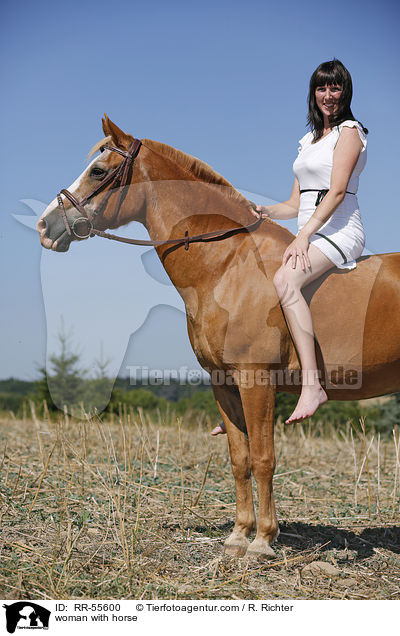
left=212, top=382, right=256, bottom=556
left=239, top=381, right=278, bottom=559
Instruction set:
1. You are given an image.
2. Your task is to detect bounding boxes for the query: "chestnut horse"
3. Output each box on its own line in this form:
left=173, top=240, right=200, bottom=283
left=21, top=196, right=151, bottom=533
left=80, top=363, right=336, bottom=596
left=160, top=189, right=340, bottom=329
left=38, top=116, right=400, bottom=559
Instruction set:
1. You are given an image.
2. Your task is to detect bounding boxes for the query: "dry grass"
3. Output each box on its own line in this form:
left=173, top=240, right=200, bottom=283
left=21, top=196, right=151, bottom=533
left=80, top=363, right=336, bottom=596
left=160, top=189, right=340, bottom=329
left=0, top=408, right=399, bottom=600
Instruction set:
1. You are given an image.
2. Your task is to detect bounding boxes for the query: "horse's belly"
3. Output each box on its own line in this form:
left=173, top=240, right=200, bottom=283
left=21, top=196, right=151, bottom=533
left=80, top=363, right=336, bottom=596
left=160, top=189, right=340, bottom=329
left=188, top=308, right=286, bottom=371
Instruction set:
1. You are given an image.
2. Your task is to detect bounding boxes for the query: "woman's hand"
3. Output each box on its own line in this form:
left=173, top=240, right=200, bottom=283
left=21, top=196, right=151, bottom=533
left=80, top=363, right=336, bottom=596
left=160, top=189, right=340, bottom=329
left=251, top=205, right=270, bottom=219
left=282, top=233, right=311, bottom=270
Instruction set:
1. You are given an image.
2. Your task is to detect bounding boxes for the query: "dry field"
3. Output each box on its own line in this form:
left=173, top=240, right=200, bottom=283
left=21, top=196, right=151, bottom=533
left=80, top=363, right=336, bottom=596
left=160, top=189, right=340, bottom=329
left=0, top=406, right=399, bottom=600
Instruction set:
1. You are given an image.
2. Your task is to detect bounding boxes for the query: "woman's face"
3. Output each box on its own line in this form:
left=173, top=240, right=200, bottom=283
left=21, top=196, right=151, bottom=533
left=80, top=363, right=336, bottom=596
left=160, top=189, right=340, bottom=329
left=315, top=83, right=342, bottom=120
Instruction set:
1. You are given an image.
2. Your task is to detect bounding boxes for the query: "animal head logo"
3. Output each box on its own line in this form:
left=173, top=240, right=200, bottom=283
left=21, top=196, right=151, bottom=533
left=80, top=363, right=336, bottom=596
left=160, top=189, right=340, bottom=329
left=3, top=602, right=51, bottom=634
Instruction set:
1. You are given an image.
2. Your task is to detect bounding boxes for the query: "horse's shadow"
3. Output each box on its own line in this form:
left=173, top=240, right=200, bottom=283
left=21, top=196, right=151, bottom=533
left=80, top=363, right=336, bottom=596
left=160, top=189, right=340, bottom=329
left=277, top=521, right=400, bottom=560
left=192, top=520, right=400, bottom=560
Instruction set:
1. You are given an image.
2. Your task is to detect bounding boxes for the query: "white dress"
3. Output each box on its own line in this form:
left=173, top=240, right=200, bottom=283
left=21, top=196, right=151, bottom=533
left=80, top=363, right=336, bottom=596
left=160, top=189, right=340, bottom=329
left=292, top=119, right=367, bottom=270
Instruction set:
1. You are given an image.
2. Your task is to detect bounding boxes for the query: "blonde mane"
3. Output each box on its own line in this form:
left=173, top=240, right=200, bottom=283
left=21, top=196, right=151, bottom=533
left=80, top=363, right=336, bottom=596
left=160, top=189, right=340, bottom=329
left=142, top=139, right=251, bottom=208
left=87, top=136, right=252, bottom=210
left=88, top=136, right=113, bottom=159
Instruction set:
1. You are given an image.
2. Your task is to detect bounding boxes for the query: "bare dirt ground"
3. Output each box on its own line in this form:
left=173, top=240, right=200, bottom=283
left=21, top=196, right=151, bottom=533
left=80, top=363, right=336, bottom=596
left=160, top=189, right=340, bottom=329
left=0, top=408, right=399, bottom=600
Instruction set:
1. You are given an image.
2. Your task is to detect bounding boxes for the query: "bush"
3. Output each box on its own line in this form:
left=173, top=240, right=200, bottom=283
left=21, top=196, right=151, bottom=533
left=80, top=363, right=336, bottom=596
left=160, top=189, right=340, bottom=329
left=176, top=389, right=220, bottom=417
left=0, top=392, right=24, bottom=413
left=109, top=388, right=167, bottom=413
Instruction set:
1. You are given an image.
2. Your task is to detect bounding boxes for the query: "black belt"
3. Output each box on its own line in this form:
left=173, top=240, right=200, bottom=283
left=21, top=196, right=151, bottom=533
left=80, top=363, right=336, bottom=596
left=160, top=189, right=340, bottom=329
left=300, top=188, right=356, bottom=206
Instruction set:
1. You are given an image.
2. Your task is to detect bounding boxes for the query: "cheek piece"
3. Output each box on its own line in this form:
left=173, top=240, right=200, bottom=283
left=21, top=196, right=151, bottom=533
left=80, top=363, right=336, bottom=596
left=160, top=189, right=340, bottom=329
left=57, top=139, right=142, bottom=239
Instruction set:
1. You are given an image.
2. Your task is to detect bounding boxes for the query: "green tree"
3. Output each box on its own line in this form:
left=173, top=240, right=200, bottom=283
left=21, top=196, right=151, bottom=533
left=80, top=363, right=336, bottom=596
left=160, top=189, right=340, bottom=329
left=83, top=343, right=115, bottom=412
left=44, top=324, right=86, bottom=413
left=34, top=366, right=58, bottom=411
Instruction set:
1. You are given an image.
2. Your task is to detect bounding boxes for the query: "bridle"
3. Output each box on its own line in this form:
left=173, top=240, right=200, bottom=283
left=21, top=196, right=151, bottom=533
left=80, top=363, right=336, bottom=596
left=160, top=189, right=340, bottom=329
left=57, top=138, right=142, bottom=239
left=56, top=137, right=265, bottom=250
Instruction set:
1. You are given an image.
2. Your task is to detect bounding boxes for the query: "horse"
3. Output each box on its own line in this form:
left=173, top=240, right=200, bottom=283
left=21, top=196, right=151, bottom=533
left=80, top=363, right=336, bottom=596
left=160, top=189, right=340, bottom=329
left=37, top=115, right=400, bottom=559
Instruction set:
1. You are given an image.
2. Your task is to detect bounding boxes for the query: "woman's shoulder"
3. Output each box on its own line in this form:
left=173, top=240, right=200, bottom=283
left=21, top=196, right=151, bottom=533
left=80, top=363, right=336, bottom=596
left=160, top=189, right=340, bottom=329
left=336, top=120, right=367, bottom=150
left=337, top=119, right=365, bottom=132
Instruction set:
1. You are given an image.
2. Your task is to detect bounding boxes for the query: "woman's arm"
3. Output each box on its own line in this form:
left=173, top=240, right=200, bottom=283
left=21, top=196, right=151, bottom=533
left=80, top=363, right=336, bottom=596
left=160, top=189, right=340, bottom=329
left=297, top=127, right=363, bottom=239
left=253, top=177, right=300, bottom=220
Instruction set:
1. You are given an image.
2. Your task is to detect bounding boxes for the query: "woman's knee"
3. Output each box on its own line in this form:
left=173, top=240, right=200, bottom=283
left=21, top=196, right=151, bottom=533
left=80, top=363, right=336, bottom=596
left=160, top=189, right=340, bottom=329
left=273, top=267, right=284, bottom=292
left=273, top=266, right=298, bottom=297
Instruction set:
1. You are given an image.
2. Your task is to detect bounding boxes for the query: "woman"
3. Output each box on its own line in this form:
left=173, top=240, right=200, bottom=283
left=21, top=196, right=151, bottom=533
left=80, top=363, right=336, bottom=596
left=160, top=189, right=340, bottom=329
left=211, top=58, right=368, bottom=435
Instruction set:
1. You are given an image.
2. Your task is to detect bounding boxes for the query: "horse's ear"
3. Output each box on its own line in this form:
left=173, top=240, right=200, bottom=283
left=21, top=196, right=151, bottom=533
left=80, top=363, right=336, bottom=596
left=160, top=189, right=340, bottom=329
left=102, top=114, right=110, bottom=137
left=101, top=114, right=134, bottom=150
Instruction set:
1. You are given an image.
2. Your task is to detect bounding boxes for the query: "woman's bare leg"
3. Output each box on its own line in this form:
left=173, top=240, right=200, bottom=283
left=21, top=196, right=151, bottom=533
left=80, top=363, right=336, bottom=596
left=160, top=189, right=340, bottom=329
left=273, top=243, right=335, bottom=423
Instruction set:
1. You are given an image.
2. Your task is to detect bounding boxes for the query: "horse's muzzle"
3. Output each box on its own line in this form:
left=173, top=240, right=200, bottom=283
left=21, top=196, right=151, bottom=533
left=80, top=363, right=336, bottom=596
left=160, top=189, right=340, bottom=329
left=37, top=210, right=72, bottom=252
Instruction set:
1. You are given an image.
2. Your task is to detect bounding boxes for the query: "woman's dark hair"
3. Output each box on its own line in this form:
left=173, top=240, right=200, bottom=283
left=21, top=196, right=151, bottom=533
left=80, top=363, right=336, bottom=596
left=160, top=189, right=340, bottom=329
left=307, top=59, right=368, bottom=141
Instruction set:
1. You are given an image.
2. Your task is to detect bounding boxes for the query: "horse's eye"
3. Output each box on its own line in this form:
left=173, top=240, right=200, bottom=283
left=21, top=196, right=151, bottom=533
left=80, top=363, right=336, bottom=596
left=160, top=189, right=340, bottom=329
left=90, top=166, right=107, bottom=179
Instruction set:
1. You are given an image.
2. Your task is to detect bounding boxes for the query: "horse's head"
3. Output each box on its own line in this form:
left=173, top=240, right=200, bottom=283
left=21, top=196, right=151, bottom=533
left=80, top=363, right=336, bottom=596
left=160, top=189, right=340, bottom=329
left=37, top=115, right=146, bottom=252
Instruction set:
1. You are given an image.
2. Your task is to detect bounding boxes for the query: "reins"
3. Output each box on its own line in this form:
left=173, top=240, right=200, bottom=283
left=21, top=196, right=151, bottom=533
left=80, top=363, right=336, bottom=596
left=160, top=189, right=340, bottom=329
left=57, top=138, right=265, bottom=250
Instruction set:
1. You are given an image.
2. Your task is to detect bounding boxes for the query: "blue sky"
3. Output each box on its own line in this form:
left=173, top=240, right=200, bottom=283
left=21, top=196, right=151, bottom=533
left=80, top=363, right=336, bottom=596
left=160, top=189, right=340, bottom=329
left=1, top=0, right=399, bottom=380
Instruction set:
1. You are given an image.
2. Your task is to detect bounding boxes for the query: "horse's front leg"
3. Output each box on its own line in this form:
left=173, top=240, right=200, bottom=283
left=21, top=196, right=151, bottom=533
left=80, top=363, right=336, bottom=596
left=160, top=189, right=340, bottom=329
left=212, top=382, right=256, bottom=556
left=239, top=379, right=278, bottom=559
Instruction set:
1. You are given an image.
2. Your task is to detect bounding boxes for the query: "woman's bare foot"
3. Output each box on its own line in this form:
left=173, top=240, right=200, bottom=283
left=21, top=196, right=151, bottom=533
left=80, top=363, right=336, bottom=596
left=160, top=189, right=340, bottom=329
left=211, top=421, right=226, bottom=435
left=285, top=384, right=328, bottom=424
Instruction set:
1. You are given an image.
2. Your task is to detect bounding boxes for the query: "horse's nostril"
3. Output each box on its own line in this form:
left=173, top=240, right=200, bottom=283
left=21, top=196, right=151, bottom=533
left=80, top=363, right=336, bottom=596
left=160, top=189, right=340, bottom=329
left=37, top=218, right=47, bottom=234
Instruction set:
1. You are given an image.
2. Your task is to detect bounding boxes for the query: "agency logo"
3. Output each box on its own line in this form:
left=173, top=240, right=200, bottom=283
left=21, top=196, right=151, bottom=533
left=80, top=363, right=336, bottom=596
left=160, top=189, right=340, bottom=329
left=3, top=602, right=51, bottom=634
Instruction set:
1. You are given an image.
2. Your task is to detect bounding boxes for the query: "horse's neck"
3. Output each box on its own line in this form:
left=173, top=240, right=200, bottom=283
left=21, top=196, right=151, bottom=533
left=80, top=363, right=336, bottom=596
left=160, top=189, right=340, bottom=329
left=148, top=186, right=247, bottom=237
left=138, top=147, right=289, bottom=291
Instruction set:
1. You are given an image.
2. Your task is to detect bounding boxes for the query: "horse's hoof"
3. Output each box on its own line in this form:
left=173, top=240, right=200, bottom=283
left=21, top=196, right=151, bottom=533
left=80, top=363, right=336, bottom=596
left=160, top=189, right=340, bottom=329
left=246, top=539, right=276, bottom=560
left=224, top=543, right=248, bottom=557
left=223, top=535, right=249, bottom=557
